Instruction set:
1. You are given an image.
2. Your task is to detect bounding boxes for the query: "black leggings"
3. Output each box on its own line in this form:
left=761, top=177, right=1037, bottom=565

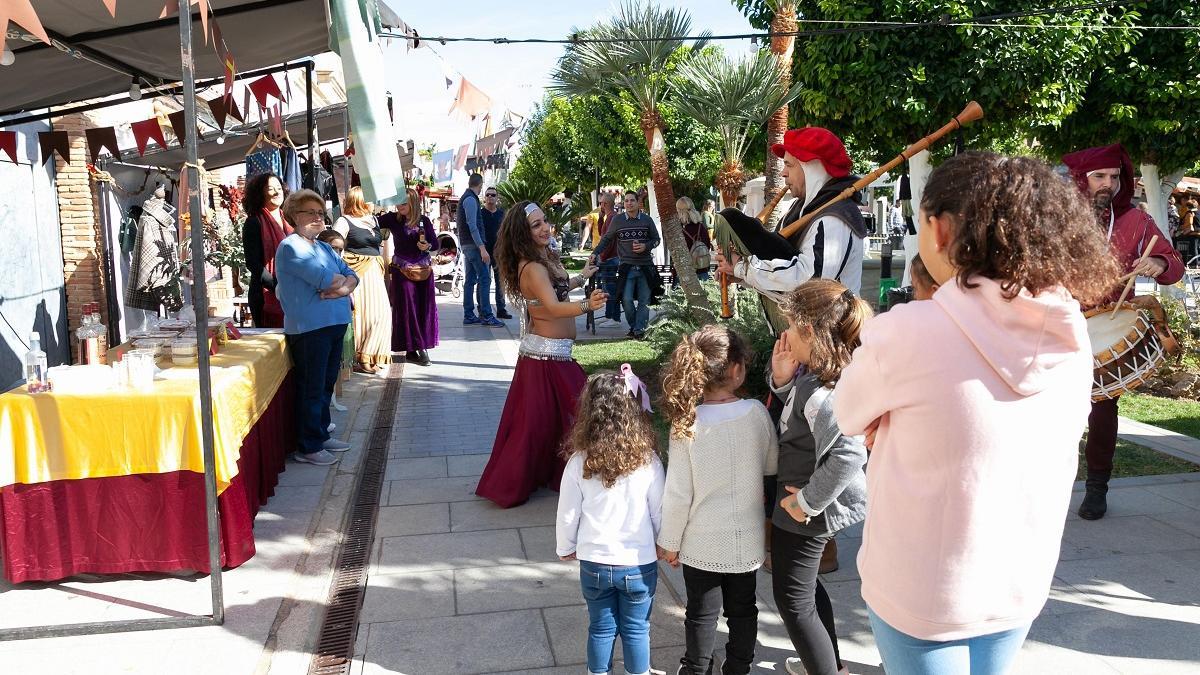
left=771, top=525, right=842, bottom=675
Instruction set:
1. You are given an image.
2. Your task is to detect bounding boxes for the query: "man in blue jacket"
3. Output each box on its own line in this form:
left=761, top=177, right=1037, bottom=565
left=457, top=173, right=503, bottom=327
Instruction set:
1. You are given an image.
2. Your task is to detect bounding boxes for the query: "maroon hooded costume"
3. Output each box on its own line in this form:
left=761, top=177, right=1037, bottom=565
left=1061, top=143, right=1184, bottom=519
left=1061, top=143, right=1184, bottom=304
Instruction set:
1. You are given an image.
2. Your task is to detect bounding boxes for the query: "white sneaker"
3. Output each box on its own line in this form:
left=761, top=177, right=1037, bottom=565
left=294, top=450, right=338, bottom=465
left=323, top=438, right=352, bottom=452
left=784, top=658, right=806, bottom=675
left=327, top=421, right=336, bottom=433
left=331, top=393, right=348, bottom=412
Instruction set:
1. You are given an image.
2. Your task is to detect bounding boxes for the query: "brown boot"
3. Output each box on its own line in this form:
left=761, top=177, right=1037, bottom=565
left=819, top=538, right=839, bottom=574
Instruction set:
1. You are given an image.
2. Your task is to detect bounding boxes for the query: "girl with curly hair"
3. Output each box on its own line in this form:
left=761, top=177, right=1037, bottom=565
left=656, top=324, right=778, bottom=675
left=556, top=368, right=664, bottom=675
left=475, top=201, right=607, bottom=508
left=766, top=279, right=870, bottom=675
left=833, top=152, right=1123, bottom=674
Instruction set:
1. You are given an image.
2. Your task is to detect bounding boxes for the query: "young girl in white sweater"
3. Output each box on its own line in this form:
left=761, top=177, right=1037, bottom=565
left=557, top=367, right=665, bottom=675
left=657, top=325, right=779, bottom=675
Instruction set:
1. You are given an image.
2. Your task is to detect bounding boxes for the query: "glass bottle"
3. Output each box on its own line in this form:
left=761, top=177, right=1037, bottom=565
left=76, top=305, right=99, bottom=364
left=90, top=304, right=108, bottom=364
left=25, top=331, right=50, bottom=393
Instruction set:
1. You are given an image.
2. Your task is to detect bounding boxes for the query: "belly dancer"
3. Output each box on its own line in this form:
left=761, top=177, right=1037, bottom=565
left=476, top=201, right=607, bottom=508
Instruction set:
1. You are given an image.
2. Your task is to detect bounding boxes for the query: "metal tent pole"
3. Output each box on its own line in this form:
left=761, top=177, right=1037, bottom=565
left=178, top=0, right=226, bottom=626
left=306, top=60, right=316, bottom=172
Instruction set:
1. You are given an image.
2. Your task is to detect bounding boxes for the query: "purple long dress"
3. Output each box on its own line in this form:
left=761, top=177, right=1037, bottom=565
left=385, top=213, right=439, bottom=352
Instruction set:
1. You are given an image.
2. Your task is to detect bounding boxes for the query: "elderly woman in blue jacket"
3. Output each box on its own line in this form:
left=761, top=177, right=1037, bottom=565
left=275, top=189, right=358, bottom=466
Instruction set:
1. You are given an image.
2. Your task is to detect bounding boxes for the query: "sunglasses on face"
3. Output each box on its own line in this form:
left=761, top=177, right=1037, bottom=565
left=485, top=193, right=498, bottom=198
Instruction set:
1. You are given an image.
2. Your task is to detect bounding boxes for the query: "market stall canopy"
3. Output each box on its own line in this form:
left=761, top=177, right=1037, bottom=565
left=0, top=0, right=406, bottom=117
left=120, top=103, right=349, bottom=170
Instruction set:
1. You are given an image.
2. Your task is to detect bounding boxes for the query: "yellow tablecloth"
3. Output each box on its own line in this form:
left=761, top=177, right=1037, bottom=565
left=0, top=333, right=291, bottom=494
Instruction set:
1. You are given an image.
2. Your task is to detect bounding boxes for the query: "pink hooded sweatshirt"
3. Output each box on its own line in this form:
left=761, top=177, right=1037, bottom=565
left=834, top=276, right=1092, bottom=641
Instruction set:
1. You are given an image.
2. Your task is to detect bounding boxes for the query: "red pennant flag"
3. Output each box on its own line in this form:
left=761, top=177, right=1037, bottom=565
left=208, top=97, right=229, bottom=130
left=247, top=75, right=283, bottom=111
left=168, top=110, right=188, bottom=147
left=130, top=119, right=168, bottom=156
left=0, top=130, right=17, bottom=163
left=38, top=130, right=70, bottom=165
left=85, top=127, right=121, bottom=163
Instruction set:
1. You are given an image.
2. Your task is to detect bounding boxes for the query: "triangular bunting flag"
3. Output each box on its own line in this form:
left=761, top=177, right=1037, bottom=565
left=207, top=96, right=229, bottom=130
left=0, top=130, right=17, bottom=163
left=211, top=19, right=236, bottom=102
left=0, top=0, right=52, bottom=55
left=247, top=75, right=283, bottom=111
left=130, top=119, right=168, bottom=156
left=101, top=0, right=117, bottom=18
left=84, top=127, right=121, bottom=163
left=168, top=110, right=188, bottom=147
left=38, top=130, right=69, bottom=165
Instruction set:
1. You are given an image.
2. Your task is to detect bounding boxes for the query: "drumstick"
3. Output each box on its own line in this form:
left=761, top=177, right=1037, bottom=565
left=1110, top=235, right=1159, bottom=319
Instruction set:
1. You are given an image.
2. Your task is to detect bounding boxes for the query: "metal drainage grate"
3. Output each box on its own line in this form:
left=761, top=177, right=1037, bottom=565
left=309, top=367, right=402, bottom=675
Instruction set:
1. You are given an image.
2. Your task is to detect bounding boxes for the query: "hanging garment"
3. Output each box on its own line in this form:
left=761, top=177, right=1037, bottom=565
left=280, top=146, right=302, bottom=193
left=126, top=197, right=183, bottom=312
left=246, top=147, right=282, bottom=180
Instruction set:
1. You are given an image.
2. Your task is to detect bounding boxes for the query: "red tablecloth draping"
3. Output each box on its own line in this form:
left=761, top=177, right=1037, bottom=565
left=0, top=374, right=295, bottom=583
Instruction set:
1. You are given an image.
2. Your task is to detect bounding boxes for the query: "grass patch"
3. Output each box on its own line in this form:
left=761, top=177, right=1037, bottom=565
left=1077, top=438, right=1200, bottom=481
left=1118, top=393, right=1200, bottom=439
left=573, top=338, right=671, bottom=451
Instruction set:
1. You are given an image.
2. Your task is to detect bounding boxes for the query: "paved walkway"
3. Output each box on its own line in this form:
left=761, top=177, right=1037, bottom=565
left=353, top=292, right=1200, bottom=675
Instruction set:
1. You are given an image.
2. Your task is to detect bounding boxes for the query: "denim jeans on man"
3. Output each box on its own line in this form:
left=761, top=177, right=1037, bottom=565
left=868, top=608, right=1030, bottom=675
left=579, top=560, right=657, bottom=675
left=461, top=244, right=494, bottom=321
left=491, top=262, right=507, bottom=315
left=599, top=258, right=622, bottom=322
left=622, top=266, right=652, bottom=334
left=286, top=323, right=347, bottom=456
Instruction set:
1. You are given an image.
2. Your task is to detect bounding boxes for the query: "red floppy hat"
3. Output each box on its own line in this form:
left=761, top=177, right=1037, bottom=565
left=771, top=127, right=852, bottom=178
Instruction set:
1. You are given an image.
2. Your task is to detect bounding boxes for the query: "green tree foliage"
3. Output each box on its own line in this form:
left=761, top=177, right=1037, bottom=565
left=734, top=1, right=1136, bottom=162
left=1036, top=1, right=1200, bottom=173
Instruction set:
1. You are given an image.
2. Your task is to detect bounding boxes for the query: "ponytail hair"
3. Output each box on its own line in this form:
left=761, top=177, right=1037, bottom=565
left=779, top=279, right=873, bottom=387
left=660, top=324, right=751, bottom=439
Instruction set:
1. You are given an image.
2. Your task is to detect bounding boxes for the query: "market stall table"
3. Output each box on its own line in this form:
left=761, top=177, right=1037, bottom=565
left=0, top=333, right=295, bottom=583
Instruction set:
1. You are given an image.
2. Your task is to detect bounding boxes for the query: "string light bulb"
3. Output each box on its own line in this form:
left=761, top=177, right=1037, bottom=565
left=129, top=77, right=142, bottom=101
left=0, top=49, right=15, bottom=67
left=216, top=133, right=226, bottom=145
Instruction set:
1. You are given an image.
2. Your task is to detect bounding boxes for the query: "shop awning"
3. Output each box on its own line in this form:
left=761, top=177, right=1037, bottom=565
left=0, top=1, right=406, bottom=117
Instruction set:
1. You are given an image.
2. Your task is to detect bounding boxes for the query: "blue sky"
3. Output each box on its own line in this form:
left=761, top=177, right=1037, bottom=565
left=381, top=1, right=756, bottom=151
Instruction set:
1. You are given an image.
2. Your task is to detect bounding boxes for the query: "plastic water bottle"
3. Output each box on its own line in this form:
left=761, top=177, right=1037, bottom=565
left=25, top=331, right=50, bottom=393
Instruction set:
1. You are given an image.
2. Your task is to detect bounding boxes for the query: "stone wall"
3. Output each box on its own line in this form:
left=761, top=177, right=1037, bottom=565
left=54, top=113, right=106, bottom=358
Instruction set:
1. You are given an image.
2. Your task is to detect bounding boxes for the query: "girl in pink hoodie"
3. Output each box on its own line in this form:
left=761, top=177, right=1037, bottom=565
left=834, top=153, right=1122, bottom=674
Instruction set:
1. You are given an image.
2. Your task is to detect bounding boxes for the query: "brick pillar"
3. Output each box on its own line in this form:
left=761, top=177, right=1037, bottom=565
left=54, top=113, right=107, bottom=362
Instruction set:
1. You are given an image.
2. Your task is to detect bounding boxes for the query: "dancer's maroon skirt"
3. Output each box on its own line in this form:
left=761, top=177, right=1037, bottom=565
left=476, top=356, right=587, bottom=508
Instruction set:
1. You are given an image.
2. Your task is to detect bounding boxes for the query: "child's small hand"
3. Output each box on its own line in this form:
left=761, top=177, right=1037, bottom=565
left=771, top=333, right=800, bottom=388
left=559, top=552, right=577, bottom=561
left=657, top=546, right=680, bottom=568
left=864, top=417, right=881, bottom=450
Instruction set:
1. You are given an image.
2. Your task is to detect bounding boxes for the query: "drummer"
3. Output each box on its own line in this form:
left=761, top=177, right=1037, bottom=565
left=1062, top=143, right=1184, bottom=521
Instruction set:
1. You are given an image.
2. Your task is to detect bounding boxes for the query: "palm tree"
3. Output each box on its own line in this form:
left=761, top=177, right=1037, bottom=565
left=552, top=1, right=711, bottom=313
left=763, top=0, right=797, bottom=228
left=494, top=174, right=556, bottom=210
left=672, top=49, right=802, bottom=211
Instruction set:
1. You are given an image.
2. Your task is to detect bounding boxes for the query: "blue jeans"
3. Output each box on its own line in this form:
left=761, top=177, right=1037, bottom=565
left=580, top=560, right=658, bottom=675
left=599, top=259, right=621, bottom=322
left=461, top=245, right=494, bottom=320
left=696, top=269, right=711, bottom=282
left=868, top=607, right=1030, bottom=675
left=286, top=323, right=347, bottom=455
left=622, top=266, right=652, bottom=334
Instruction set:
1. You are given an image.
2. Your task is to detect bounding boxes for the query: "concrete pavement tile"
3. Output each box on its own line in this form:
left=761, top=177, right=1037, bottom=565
left=363, top=609, right=555, bottom=675
left=258, top=484, right=325, bottom=514
left=384, top=456, right=448, bottom=481
left=519, top=527, right=561, bottom=563
left=447, top=454, right=491, bottom=477
left=1058, top=515, right=1200, bottom=560
left=375, top=529, right=526, bottom=575
left=386, top=476, right=484, bottom=505
left=360, top=570, right=456, bottom=623
left=1024, top=606, right=1200, bottom=670
left=375, top=503, right=452, bottom=537
left=543, top=594, right=687, bottom=665
left=1009, top=638, right=1121, bottom=675
left=1067, top=485, right=1197, bottom=518
left=1054, top=551, right=1200, bottom=612
left=455, top=562, right=584, bottom=614
left=1149, top=510, right=1200, bottom=539
left=276, top=462, right=333, bottom=486
left=451, top=496, right=558, bottom=532
left=1145, top=481, right=1200, bottom=510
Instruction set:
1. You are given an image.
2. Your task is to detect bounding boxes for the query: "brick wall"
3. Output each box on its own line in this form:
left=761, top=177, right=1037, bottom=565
left=55, top=113, right=106, bottom=361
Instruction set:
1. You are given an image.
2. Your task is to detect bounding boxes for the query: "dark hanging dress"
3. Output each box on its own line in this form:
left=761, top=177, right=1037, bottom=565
left=383, top=213, right=440, bottom=352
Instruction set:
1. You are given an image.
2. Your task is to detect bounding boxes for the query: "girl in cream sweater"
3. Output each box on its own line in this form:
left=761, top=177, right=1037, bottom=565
left=657, top=325, right=778, bottom=675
